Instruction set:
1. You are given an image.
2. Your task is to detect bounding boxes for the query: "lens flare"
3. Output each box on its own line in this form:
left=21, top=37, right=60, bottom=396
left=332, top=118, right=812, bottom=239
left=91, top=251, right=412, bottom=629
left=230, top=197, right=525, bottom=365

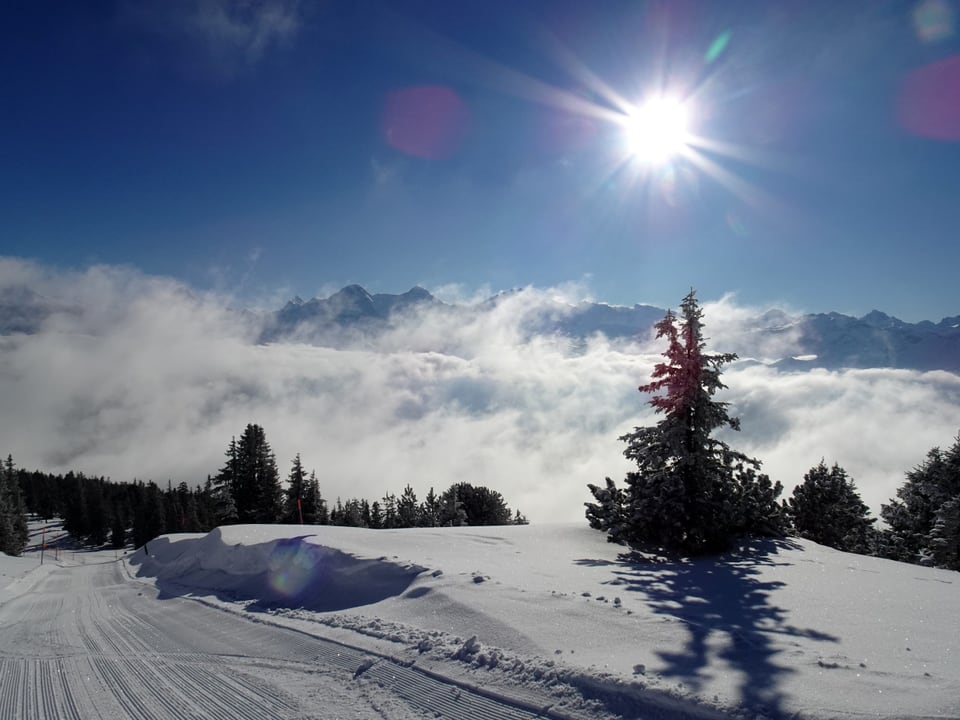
left=913, top=0, right=955, bottom=44
left=899, top=55, right=960, bottom=140
left=705, top=31, right=732, bottom=64
left=267, top=538, right=319, bottom=598
left=382, top=86, right=470, bottom=159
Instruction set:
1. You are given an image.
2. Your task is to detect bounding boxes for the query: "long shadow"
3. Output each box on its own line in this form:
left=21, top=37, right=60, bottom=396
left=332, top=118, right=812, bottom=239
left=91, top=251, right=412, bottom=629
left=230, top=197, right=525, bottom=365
left=577, top=538, right=838, bottom=720
left=130, top=531, right=426, bottom=613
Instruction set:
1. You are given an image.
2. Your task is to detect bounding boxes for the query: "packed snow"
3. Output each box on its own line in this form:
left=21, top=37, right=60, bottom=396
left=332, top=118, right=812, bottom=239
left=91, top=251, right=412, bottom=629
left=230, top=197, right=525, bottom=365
left=114, top=523, right=959, bottom=720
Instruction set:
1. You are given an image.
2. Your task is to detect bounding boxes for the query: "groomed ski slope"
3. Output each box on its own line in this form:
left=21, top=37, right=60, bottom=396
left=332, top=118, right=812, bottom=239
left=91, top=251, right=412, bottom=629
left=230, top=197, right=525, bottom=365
left=2, top=523, right=959, bottom=719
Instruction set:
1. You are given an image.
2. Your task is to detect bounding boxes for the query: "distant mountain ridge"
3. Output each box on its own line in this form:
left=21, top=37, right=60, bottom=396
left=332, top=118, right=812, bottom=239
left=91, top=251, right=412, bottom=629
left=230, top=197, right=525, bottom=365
left=259, top=285, right=960, bottom=373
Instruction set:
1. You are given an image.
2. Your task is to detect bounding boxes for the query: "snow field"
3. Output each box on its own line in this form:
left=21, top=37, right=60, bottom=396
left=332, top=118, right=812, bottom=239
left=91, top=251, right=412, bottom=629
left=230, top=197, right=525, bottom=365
left=127, top=523, right=960, bottom=719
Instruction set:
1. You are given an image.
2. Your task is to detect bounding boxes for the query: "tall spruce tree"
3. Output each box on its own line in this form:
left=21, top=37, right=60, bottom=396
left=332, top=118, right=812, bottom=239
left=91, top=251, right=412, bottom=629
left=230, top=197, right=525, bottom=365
left=785, top=461, right=876, bottom=553
left=586, top=290, right=784, bottom=555
left=233, top=424, right=282, bottom=524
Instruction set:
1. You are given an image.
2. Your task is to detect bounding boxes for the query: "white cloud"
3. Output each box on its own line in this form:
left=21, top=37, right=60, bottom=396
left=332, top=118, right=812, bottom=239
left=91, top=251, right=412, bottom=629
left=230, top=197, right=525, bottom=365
left=125, top=0, right=303, bottom=71
left=1, top=258, right=958, bottom=524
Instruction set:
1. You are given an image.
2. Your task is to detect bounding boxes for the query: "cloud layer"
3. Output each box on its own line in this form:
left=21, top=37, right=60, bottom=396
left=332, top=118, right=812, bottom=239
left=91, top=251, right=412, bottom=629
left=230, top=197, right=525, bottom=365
left=1, top=257, right=958, bottom=522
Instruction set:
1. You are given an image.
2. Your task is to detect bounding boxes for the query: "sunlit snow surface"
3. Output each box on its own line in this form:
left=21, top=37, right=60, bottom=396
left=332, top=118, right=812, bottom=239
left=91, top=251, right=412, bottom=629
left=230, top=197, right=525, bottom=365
left=127, top=523, right=960, bottom=720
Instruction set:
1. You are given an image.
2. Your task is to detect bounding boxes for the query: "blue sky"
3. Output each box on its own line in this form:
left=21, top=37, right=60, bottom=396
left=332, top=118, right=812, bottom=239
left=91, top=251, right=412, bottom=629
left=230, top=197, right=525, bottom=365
left=2, top=0, right=959, bottom=320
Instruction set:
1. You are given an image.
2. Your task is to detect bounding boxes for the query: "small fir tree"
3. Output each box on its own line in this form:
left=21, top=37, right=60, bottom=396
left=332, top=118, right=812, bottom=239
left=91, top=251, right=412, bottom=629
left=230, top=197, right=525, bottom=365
left=785, top=461, right=875, bottom=553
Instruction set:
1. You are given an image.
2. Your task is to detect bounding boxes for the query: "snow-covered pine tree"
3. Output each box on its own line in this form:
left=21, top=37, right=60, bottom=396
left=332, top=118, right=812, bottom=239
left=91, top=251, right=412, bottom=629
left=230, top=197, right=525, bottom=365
left=881, top=433, right=960, bottom=570
left=587, top=289, right=784, bottom=555
left=584, top=477, right=625, bottom=540
left=785, top=461, right=875, bottom=553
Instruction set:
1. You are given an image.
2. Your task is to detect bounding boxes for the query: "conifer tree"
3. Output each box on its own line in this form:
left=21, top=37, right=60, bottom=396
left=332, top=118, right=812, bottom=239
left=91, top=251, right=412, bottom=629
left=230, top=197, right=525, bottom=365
left=0, top=455, right=29, bottom=555
left=397, top=484, right=420, bottom=528
left=587, top=290, right=784, bottom=555
left=439, top=485, right=467, bottom=527
left=369, top=500, right=383, bottom=529
left=211, top=440, right=239, bottom=525
left=441, top=483, right=513, bottom=526
left=381, top=493, right=398, bottom=529
left=785, top=461, right=875, bottom=553
left=85, top=477, right=109, bottom=545
left=110, top=505, right=127, bottom=549
left=62, top=472, right=90, bottom=540
left=232, top=424, right=282, bottom=524
left=881, top=433, right=960, bottom=570
left=132, top=481, right=166, bottom=549
left=420, top=487, right=442, bottom=527
left=284, top=454, right=307, bottom=523
left=300, top=470, right=326, bottom=524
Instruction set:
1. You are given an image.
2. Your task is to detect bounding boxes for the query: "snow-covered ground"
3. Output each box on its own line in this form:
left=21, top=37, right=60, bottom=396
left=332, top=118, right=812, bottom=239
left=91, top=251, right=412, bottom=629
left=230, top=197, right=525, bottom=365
left=2, top=523, right=958, bottom=719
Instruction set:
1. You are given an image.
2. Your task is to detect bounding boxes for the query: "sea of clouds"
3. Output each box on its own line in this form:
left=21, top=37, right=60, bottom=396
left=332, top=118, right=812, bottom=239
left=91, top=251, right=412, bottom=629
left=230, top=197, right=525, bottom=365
left=2, top=257, right=958, bottom=523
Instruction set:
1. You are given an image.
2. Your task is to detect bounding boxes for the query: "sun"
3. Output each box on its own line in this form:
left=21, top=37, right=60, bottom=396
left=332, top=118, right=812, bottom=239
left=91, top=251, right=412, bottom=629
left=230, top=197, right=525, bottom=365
left=623, top=96, right=691, bottom=164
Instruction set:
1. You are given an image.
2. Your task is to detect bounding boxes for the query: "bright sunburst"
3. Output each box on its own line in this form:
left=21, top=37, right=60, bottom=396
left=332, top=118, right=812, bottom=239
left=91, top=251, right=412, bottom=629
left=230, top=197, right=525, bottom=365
left=623, top=96, right=691, bottom=163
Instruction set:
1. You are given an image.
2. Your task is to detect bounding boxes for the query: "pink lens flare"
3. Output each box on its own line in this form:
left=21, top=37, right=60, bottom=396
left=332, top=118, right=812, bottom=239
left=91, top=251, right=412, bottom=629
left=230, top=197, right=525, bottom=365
left=899, top=55, right=960, bottom=141
left=382, top=86, right=470, bottom=159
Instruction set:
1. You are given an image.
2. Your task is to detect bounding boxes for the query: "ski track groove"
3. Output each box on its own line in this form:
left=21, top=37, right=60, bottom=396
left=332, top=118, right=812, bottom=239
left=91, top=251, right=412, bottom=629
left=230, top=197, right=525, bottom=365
left=2, top=558, right=600, bottom=720
left=55, top=658, right=84, bottom=720
left=104, top=585, right=300, bottom=718
left=365, top=661, right=547, bottom=720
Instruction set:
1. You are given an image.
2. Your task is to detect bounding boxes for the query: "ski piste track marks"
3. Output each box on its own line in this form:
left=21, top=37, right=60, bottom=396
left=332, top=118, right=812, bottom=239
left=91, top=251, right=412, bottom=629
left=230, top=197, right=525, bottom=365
left=0, top=558, right=605, bottom=720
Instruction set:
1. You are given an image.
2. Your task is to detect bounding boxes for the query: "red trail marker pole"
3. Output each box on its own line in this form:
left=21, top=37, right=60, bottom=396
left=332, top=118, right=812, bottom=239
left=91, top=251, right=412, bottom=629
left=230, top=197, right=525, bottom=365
left=297, top=497, right=303, bottom=525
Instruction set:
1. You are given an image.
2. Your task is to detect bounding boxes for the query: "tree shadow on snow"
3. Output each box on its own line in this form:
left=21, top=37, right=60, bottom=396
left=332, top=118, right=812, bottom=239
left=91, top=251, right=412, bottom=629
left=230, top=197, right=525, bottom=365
left=582, top=537, right=838, bottom=719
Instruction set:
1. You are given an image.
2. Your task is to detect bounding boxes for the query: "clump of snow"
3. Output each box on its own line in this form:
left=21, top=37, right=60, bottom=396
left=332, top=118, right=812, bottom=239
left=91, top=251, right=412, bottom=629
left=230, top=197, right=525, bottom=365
left=128, top=523, right=960, bottom=720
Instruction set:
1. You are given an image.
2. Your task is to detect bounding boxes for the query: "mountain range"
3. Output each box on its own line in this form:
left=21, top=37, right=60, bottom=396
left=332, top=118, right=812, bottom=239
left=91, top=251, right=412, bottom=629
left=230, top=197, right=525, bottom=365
left=257, top=285, right=960, bottom=373
left=3, top=283, right=958, bottom=373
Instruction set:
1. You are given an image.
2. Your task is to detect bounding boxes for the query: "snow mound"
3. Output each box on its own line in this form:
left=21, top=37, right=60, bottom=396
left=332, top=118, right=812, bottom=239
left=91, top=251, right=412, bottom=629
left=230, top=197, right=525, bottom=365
left=131, top=526, right=426, bottom=611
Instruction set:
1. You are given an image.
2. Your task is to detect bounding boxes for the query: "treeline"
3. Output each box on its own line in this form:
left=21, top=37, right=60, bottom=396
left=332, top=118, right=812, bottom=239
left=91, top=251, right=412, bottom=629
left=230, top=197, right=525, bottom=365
left=782, top=438, right=960, bottom=571
left=3, top=423, right=526, bottom=555
left=587, top=290, right=960, bottom=572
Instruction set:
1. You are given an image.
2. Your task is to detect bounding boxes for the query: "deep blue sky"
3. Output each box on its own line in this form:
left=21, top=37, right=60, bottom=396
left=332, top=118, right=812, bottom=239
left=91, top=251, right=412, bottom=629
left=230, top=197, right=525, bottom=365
left=2, top=0, right=959, bottom=320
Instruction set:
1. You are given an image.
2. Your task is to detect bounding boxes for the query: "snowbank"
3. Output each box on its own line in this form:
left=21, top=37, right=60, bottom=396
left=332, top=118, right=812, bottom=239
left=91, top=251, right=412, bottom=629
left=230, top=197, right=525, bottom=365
left=0, top=551, right=38, bottom=592
left=129, top=524, right=960, bottom=720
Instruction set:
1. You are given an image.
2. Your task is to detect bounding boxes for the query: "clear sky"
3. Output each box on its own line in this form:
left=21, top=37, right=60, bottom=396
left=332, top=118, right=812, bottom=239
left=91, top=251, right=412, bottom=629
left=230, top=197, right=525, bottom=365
left=2, top=0, right=959, bottom=320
